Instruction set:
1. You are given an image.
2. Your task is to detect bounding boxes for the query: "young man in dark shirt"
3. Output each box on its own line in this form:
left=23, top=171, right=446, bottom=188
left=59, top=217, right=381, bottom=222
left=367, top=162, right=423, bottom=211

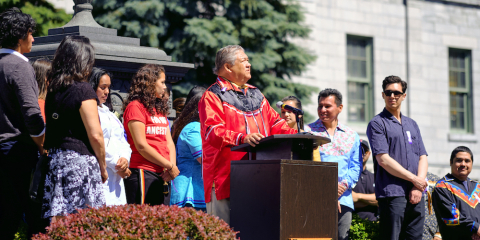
left=352, top=139, right=378, bottom=221
left=366, top=76, right=428, bottom=240
left=432, top=146, right=480, bottom=240
left=0, top=8, right=45, bottom=238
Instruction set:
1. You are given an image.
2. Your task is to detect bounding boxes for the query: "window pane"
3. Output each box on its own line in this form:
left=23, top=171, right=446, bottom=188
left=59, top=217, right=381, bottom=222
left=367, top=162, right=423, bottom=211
left=451, top=110, right=465, bottom=130
left=458, top=72, right=466, bottom=88
left=449, top=71, right=457, bottom=87
left=450, top=92, right=466, bottom=110
left=450, top=71, right=466, bottom=89
left=450, top=51, right=466, bottom=69
left=347, top=36, right=372, bottom=123
left=347, top=38, right=367, bottom=58
left=348, top=82, right=367, bottom=122
left=348, top=81, right=366, bottom=100
left=347, top=59, right=367, bottom=78
left=450, top=92, right=466, bottom=130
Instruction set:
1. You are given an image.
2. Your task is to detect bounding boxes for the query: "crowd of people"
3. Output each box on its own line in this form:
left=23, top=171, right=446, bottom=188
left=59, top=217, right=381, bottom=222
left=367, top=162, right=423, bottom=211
left=1, top=7, right=480, bottom=240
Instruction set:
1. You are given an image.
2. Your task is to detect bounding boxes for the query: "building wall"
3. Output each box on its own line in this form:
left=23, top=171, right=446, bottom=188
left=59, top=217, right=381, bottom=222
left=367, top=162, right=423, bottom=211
left=293, top=0, right=480, bottom=179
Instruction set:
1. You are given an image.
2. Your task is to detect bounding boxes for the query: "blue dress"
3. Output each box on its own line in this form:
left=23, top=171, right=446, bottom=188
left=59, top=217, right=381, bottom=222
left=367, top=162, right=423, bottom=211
left=170, top=122, right=206, bottom=209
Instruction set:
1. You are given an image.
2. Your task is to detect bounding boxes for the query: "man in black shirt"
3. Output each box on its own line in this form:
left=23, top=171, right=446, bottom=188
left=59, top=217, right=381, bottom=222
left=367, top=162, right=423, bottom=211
left=0, top=8, right=45, bottom=238
left=352, top=139, right=378, bottom=221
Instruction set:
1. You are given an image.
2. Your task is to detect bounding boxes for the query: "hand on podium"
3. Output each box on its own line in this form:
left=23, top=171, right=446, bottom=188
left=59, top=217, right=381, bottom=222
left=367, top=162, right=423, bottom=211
left=243, top=133, right=265, bottom=147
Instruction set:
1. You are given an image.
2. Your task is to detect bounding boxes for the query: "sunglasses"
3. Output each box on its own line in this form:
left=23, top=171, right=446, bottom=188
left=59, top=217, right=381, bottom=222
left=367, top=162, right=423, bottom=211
left=384, top=90, right=404, bottom=97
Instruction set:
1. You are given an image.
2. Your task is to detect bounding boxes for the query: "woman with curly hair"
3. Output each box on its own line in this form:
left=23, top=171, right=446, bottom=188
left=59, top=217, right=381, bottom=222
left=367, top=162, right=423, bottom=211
left=123, top=64, right=179, bottom=205
left=42, top=35, right=108, bottom=219
left=170, top=86, right=207, bottom=210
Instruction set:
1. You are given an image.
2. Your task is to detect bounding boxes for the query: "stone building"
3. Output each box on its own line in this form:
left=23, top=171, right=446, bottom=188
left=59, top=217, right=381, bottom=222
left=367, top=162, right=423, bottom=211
left=292, top=0, right=480, bottom=178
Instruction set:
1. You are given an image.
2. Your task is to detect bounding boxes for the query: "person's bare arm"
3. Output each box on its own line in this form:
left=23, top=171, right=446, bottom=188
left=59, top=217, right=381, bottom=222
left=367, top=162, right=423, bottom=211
left=166, top=127, right=176, bottom=167
left=376, top=153, right=427, bottom=191
left=409, top=155, right=428, bottom=204
left=32, top=134, right=45, bottom=154
left=352, top=191, right=368, bottom=208
left=80, top=99, right=107, bottom=183
left=417, top=155, right=428, bottom=180
left=165, top=127, right=179, bottom=179
left=356, top=193, right=378, bottom=206
left=128, top=120, right=173, bottom=169
left=196, top=157, right=201, bottom=164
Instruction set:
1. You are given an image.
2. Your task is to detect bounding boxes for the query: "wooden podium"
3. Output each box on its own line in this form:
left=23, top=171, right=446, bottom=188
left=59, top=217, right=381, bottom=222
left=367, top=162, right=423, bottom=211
left=230, top=134, right=338, bottom=240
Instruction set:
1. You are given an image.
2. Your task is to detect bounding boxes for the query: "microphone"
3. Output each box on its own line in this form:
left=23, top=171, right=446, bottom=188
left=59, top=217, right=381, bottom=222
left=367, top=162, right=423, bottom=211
left=276, top=101, right=304, bottom=115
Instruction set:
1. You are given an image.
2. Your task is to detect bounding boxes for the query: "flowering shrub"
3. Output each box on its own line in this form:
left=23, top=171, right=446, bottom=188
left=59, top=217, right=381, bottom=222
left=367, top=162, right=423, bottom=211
left=33, top=204, right=238, bottom=239
left=349, top=213, right=379, bottom=240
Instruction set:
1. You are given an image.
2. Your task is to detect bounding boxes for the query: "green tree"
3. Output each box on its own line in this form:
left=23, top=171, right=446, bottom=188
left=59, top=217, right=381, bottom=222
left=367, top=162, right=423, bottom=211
left=93, top=0, right=316, bottom=119
left=0, top=0, right=71, bottom=37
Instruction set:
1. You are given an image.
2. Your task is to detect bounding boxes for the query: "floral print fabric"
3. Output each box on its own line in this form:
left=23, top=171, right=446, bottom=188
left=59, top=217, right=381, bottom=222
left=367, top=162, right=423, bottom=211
left=308, top=119, right=362, bottom=210
left=42, top=148, right=105, bottom=218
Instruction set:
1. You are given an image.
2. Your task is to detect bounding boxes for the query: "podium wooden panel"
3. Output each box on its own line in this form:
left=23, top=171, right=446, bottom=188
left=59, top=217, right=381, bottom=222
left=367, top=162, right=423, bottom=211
left=230, top=160, right=338, bottom=240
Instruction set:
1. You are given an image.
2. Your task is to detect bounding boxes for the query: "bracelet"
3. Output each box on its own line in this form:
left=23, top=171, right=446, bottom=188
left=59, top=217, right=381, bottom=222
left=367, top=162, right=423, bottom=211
left=167, top=164, right=174, bottom=171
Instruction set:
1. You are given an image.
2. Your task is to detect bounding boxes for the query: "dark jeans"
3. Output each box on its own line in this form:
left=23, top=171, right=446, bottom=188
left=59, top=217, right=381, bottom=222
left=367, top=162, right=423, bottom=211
left=0, top=141, right=47, bottom=239
left=378, top=195, right=425, bottom=240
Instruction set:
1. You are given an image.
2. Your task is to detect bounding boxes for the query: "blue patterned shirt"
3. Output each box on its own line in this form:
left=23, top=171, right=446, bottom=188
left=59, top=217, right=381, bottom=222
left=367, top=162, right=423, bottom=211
left=308, top=119, right=362, bottom=210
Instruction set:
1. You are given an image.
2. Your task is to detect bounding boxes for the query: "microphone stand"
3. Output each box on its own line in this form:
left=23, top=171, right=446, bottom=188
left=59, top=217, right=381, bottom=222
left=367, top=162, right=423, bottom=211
left=294, top=111, right=311, bottom=135
left=295, top=112, right=302, bottom=134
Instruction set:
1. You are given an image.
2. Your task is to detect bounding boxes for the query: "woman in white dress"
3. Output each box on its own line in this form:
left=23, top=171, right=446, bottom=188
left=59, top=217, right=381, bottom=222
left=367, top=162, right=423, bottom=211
left=89, top=67, right=132, bottom=206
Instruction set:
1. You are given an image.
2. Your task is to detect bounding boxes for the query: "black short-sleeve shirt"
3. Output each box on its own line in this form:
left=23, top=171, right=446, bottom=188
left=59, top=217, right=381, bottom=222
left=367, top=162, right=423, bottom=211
left=353, top=168, right=378, bottom=221
left=44, top=82, right=99, bottom=156
left=366, top=108, right=428, bottom=198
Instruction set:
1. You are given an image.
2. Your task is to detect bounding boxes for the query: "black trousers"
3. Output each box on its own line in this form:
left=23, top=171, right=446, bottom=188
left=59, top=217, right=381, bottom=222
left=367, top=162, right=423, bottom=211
left=124, top=168, right=165, bottom=206
left=378, top=195, right=425, bottom=240
left=0, top=141, right=48, bottom=239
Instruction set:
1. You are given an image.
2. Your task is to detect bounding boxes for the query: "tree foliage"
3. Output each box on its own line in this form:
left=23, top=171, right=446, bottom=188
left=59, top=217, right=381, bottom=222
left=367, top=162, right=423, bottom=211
left=93, top=0, right=317, bottom=118
left=0, top=0, right=71, bottom=37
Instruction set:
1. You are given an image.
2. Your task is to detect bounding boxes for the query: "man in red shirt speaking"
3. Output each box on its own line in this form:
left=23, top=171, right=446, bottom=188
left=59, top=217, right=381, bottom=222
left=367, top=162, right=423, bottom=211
left=199, top=45, right=297, bottom=224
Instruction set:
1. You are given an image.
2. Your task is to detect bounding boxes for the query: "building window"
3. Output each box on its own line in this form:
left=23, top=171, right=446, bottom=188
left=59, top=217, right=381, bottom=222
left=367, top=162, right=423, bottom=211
left=347, top=35, right=373, bottom=123
left=449, top=48, right=473, bottom=133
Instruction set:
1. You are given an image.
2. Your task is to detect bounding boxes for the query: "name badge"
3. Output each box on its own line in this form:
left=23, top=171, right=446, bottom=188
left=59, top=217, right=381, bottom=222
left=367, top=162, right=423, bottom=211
left=406, top=131, right=412, bottom=144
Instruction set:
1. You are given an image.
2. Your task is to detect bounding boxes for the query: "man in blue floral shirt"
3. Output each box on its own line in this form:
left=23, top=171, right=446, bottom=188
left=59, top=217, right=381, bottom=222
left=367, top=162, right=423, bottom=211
left=308, top=88, right=362, bottom=240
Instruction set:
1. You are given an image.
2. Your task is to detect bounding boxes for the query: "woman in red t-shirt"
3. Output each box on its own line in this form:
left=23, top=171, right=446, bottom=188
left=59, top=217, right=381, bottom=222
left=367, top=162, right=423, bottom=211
left=123, top=64, right=179, bottom=205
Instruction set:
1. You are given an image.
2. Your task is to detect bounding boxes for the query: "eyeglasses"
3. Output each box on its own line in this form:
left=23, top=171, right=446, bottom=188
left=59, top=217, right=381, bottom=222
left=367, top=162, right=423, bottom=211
left=384, top=90, right=404, bottom=97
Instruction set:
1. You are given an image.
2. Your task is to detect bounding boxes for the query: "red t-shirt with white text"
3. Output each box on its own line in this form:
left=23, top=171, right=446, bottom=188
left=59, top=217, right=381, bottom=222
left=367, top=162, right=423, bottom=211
left=123, top=100, right=170, bottom=173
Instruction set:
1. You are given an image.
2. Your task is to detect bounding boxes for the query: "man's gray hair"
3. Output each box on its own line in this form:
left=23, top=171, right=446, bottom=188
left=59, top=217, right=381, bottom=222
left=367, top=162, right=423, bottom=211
left=213, top=45, right=245, bottom=75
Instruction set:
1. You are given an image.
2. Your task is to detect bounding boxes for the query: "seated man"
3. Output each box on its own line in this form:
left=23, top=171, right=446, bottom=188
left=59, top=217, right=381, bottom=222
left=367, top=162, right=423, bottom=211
left=352, top=139, right=378, bottom=221
left=432, top=146, right=480, bottom=240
